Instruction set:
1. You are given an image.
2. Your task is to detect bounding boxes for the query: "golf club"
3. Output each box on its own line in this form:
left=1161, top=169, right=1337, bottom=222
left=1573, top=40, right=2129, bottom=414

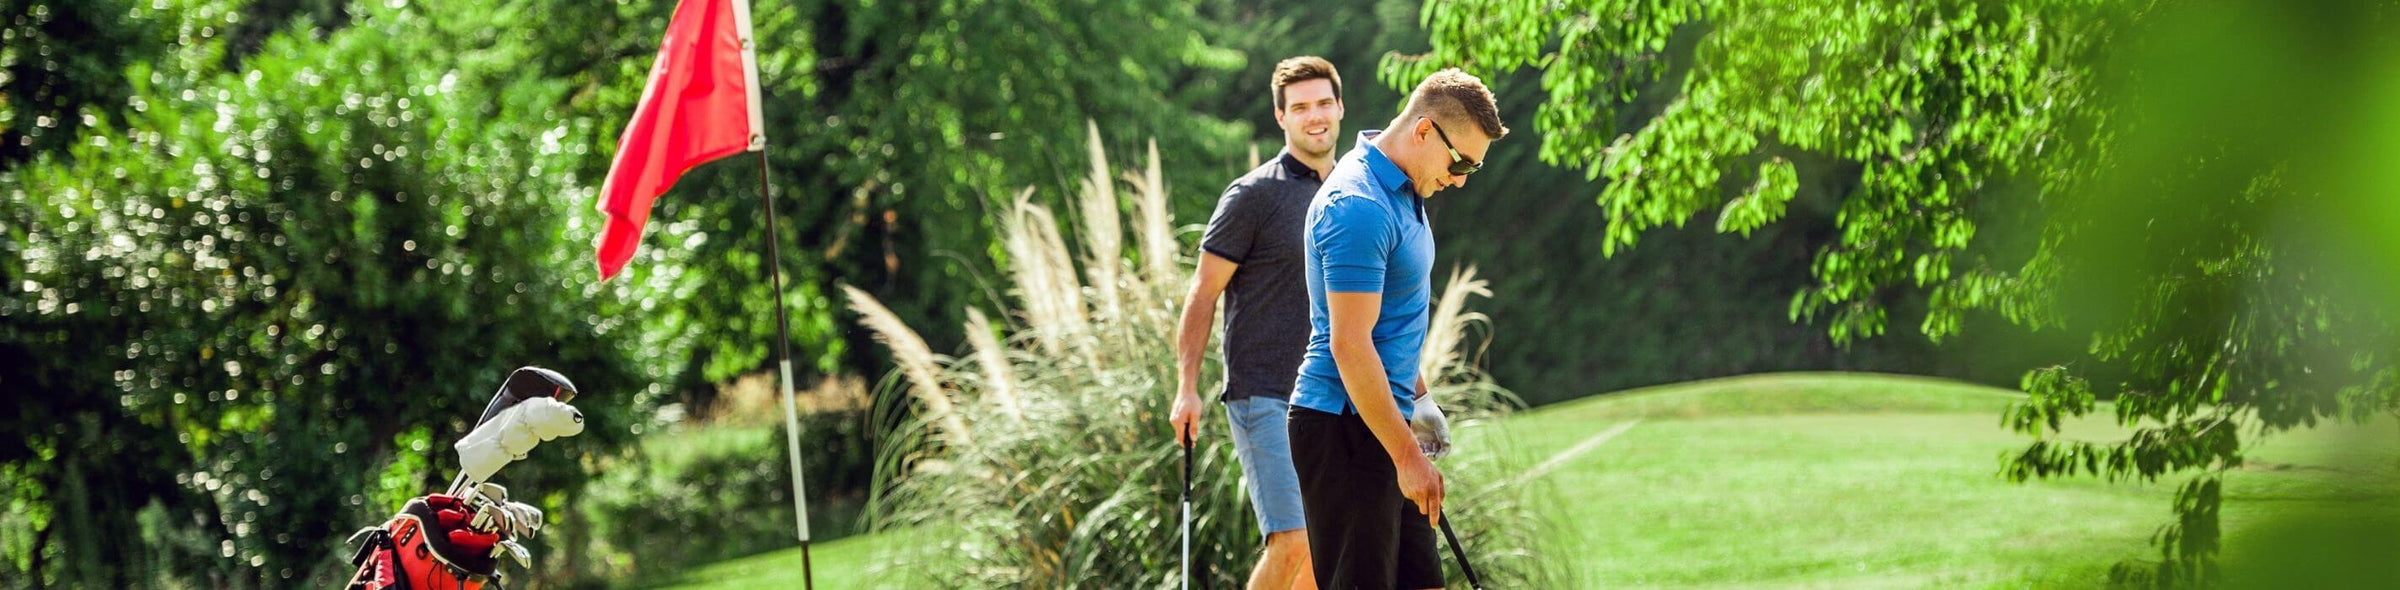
left=470, top=366, right=578, bottom=427
left=1416, top=397, right=1481, bottom=589
left=1438, top=511, right=1485, bottom=590
left=1180, top=430, right=1193, bottom=590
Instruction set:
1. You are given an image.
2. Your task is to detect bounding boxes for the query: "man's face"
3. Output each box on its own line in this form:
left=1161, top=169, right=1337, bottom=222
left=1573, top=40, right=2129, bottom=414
left=1401, top=117, right=1491, bottom=198
left=1274, top=79, right=1343, bottom=160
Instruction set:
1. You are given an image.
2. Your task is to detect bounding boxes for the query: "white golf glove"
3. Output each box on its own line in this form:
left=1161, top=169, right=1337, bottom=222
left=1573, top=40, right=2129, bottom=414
left=1409, top=394, right=1452, bottom=460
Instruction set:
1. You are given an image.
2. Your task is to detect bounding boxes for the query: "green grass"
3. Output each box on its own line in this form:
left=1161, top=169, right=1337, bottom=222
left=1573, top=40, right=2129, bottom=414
left=634, top=531, right=903, bottom=589
left=642, top=372, right=2399, bottom=589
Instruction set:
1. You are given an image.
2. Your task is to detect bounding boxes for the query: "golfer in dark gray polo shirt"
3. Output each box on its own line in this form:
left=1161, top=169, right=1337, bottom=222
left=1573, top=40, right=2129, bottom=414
left=1171, top=56, right=1344, bottom=590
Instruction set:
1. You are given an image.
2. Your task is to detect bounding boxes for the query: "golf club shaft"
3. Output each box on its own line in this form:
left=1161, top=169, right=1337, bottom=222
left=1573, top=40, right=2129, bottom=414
left=1180, top=435, right=1192, bottom=590
left=1438, top=512, right=1484, bottom=590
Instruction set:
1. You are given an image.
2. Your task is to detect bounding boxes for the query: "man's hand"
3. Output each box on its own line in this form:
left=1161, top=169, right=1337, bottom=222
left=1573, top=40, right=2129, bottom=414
left=1395, top=449, right=1444, bottom=527
left=1409, top=395, right=1452, bottom=460
left=1170, top=389, right=1204, bottom=447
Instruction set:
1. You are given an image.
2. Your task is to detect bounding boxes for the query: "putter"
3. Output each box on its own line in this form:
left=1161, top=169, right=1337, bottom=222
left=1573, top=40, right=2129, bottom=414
left=1438, top=511, right=1485, bottom=590
left=1180, top=430, right=1193, bottom=590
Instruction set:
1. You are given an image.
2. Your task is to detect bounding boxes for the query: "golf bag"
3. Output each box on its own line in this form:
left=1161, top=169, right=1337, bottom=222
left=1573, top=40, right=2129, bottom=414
left=344, top=495, right=507, bottom=590
left=344, top=367, right=583, bottom=590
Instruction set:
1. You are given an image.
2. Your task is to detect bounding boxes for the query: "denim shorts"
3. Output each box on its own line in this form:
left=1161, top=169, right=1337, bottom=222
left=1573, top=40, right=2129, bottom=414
left=1223, top=396, right=1308, bottom=539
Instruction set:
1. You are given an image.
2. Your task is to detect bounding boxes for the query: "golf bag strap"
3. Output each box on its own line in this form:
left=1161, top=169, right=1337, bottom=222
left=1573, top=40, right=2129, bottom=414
left=345, top=526, right=407, bottom=590
left=348, top=526, right=392, bottom=567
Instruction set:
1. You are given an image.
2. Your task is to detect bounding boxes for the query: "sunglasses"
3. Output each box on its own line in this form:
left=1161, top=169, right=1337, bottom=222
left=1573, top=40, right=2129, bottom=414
left=1425, top=118, right=1483, bottom=177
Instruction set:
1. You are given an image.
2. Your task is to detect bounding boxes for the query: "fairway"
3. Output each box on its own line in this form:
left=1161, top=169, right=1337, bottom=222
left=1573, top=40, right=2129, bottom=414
left=647, top=372, right=2398, bottom=588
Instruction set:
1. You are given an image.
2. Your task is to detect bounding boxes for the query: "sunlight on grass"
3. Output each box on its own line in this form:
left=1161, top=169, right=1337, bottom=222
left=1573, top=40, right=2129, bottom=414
left=652, top=372, right=2397, bottom=589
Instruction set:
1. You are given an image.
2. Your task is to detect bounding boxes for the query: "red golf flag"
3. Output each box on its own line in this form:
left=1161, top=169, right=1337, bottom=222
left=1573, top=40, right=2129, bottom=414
left=594, top=0, right=765, bottom=280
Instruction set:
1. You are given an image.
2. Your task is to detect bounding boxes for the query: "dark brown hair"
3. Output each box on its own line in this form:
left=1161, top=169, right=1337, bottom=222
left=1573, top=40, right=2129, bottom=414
left=1270, top=56, right=1343, bottom=112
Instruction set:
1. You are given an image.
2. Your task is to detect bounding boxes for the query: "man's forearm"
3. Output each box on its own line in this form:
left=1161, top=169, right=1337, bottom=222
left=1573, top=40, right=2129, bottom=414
left=1172, top=290, right=1217, bottom=395
left=1332, top=338, right=1422, bottom=465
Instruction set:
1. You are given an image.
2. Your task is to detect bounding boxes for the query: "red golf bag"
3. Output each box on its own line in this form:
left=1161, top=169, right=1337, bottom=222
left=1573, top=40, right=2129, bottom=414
left=345, top=366, right=581, bottom=589
left=345, top=494, right=507, bottom=590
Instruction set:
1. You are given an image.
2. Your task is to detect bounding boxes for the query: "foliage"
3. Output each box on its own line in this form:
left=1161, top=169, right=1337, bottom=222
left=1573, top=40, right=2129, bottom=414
left=1201, top=0, right=1959, bottom=404
left=518, top=0, right=1258, bottom=412
left=1400, top=0, right=2400, bottom=583
left=575, top=410, right=873, bottom=584
left=849, top=132, right=1546, bottom=587
left=0, top=0, right=169, bottom=168
left=0, top=1, right=646, bottom=586
left=2, top=0, right=1295, bottom=585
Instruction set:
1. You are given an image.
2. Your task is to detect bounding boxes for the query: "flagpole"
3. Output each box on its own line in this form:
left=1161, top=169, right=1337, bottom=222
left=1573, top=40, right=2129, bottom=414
left=720, top=0, right=811, bottom=584
left=589, top=0, right=811, bottom=578
left=756, top=149, right=817, bottom=590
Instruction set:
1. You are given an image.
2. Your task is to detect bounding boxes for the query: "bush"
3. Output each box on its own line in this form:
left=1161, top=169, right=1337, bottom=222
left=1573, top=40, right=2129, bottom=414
left=1, top=3, right=643, bottom=586
left=846, top=127, right=1549, bottom=587
left=568, top=404, right=873, bottom=585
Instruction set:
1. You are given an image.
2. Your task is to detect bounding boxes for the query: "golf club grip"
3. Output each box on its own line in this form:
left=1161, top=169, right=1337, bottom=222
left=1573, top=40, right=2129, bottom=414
left=1438, top=513, right=1485, bottom=590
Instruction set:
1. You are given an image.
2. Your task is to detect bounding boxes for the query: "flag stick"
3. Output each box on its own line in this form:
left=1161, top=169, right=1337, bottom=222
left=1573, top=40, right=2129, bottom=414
left=757, top=149, right=816, bottom=590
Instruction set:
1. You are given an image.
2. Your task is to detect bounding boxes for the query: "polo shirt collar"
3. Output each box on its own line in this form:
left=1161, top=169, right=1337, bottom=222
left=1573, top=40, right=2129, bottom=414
left=1272, top=148, right=1321, bottom=182
left=1357, top=130, right=1413, bottom=199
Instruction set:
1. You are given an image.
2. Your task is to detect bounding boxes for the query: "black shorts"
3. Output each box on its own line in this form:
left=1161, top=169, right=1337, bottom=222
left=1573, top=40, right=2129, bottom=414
left=1288, top=406, right=1443, bottom=589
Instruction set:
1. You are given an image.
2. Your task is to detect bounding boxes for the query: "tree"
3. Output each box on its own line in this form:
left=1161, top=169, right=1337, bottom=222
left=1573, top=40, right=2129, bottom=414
left=2, top=1, right=643, bottom=585
left=0, top=0, right=170, bottom=168
left=3, top=0, right=1282, bottom=585
left=517, top=0, right=1255, bottom=410
left=1398, top=0, right=2399, bottom=583
left=1200, top=0, right=1951, bottom=404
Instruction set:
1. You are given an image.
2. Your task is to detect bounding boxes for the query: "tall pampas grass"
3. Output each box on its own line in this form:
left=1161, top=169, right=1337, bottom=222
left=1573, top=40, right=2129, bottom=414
left=1423, top=264, right=1494, bottom=384
left=1078, top=121, right=1125, bottom=321
left=840, top=284, right=971, bottom=446
left=963, top=307, right=1023, bottom=423
left=1003, top=188, right=1088, bottom=358
left=1132, top=138, right=1179, bottom=289
left=853, top=128, right=1546, bottom=588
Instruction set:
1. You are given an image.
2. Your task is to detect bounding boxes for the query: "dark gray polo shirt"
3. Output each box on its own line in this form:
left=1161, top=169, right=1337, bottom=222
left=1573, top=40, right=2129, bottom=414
left=1200, top=149, right=1323, bottom=403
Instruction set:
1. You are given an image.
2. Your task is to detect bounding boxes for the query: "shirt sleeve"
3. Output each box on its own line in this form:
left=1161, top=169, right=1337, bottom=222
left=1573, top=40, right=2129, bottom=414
left=1311, top=194, right=1394, bottom=293
left=1199, top=181, right=1265, bottom=263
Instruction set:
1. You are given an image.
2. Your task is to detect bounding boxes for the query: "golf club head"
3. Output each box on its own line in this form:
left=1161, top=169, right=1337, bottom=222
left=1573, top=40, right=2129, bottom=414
left=474, top=366, right=578, bottom=427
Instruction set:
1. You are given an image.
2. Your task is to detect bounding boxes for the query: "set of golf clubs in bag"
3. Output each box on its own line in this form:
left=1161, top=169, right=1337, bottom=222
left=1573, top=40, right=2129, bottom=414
left=1177, top=406, right=1485, bottom=590
left=343, top=367, right=586, bottom=590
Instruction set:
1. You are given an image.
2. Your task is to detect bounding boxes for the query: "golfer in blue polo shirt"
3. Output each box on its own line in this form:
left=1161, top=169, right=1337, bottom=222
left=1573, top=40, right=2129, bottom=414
left=1286, top=68, right=1506, bottom=589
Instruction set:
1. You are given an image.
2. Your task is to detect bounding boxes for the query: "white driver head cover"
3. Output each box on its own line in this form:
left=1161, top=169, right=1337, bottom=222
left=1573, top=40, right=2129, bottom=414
left=454, top=397, right=585, bottom=492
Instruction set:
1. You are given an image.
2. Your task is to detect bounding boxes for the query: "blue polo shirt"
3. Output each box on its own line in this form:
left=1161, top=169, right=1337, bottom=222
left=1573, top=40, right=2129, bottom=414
left=1291, top=130, right=1435, bottom=420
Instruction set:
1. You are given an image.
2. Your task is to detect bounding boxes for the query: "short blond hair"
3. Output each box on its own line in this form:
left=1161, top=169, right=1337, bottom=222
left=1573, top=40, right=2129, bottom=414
left=1399, top=68, right=1506, bottom=139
